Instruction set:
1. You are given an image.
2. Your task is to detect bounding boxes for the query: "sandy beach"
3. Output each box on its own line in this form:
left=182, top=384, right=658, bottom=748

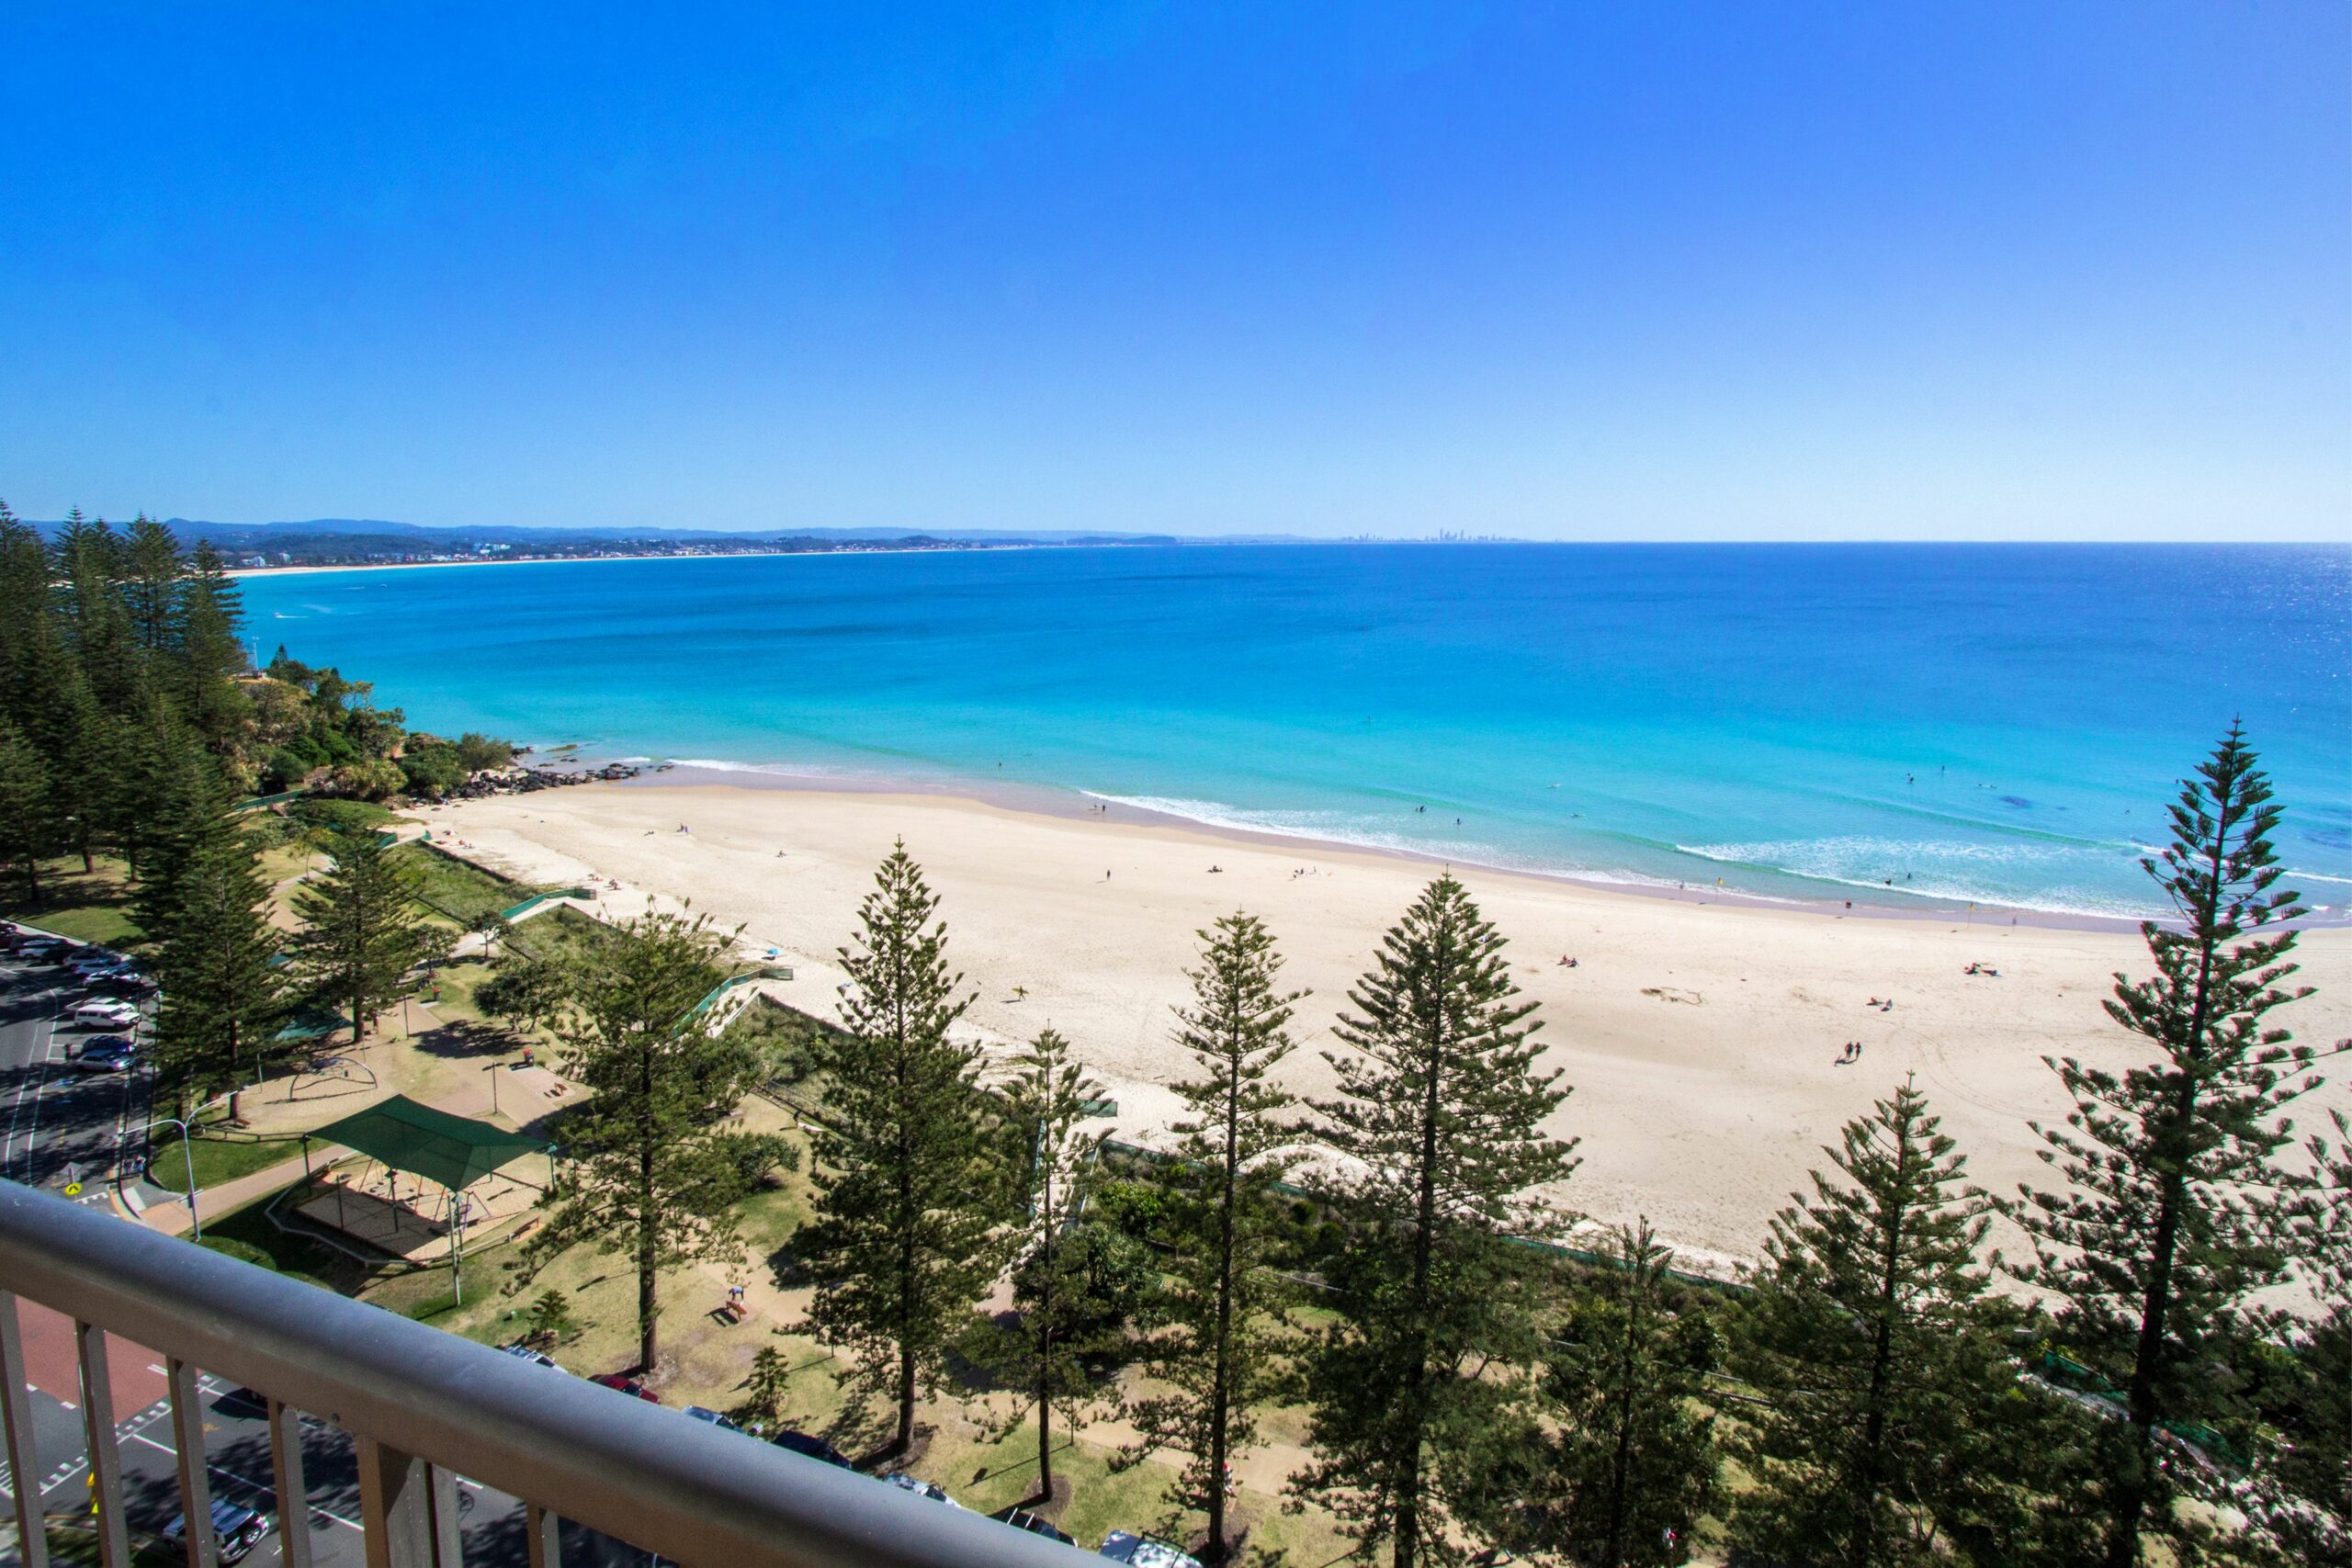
left=426, top=778, right=2352, bottom=1277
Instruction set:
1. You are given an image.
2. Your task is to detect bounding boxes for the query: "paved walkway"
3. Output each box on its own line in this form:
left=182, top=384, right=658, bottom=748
left=132, top=1147, right=343, bottom=1236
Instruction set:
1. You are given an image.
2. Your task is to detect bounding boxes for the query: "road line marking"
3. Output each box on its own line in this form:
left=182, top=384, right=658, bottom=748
left=123, top=1431, right=366, bottom=1531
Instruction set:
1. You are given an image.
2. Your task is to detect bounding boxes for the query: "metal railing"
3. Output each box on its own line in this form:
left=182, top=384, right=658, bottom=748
left=0, top=1181, right=1093, bottom=1568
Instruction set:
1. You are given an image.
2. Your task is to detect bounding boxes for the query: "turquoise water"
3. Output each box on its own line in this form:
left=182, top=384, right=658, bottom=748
left=239, top=544, right=2352, bottom=920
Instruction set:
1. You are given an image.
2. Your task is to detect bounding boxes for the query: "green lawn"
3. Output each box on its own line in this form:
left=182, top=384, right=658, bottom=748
left=148, top=1126, right=311, bottom=1192
left=391, top=842, right=546, bottom=927
left=506, top=904, right=618, bottom=965
left=2, top=856, right=148, bottom=950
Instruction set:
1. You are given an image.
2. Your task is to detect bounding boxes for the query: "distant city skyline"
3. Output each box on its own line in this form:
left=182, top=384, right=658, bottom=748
left=3, top=3, right=2345, bottom=540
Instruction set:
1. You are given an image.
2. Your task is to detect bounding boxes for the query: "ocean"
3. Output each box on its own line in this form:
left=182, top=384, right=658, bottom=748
left=238, top=543, right=2352, bottom=922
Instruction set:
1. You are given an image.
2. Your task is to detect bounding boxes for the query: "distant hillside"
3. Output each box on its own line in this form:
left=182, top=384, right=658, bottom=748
left=15, top=515, right=1332, bottom=568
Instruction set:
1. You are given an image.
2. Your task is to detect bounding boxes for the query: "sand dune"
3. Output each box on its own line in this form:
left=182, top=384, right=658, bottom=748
left=427, top=778, right=2352, bottom=1279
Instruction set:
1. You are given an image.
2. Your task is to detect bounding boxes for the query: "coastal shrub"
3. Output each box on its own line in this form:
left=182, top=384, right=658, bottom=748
left=290, top=796, right=394, bottom=834
left=399, top=739, right=467, bottom=798
left=456, top=731, right=515, bottom=773
left=720, top=995, right=842, bottom=1086
left=327, top=757, right=405, bottom=800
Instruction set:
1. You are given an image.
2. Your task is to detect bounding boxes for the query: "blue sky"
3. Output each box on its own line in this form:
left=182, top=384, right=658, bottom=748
left=2, top=3, right=2344, bottom=539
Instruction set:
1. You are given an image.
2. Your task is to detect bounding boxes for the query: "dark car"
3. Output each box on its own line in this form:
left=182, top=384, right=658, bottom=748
left=86, top=970, right=156, bottom=997
left=164, top=1498, right=273, bottom=1564
left=989, top=1506, right=1075, bottom=1545
left=769, top=1429, right=851, bottom=1468
left=590, top=1372, right=660, bottom=1403
left=72, top=1036, right=137, bottom=1073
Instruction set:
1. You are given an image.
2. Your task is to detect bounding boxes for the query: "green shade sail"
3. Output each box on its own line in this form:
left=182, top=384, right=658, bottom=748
left=307, top=1094, right=550, bottom=1192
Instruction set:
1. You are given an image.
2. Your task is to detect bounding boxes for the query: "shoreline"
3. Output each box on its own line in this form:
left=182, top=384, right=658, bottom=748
left=424, top=776, right=2352, bottom=1273
left=226, top=545, right=1001, bottom=580
left=611, top=762, right=2162, bottom=935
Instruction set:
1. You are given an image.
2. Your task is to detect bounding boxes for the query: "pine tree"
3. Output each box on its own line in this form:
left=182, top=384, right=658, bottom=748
left=288, top=829, right=425, bottom=1043
left=131, top=726, right=231, bottom=942
left=46, top=671, right=114, bottom=874
left=1294, top=875, right=1578, bottom=1568
left=52, top=513, right=138, bottom=711
left=0, top=504, right=60, bottom=737
left=2278, top=1111, right=2352, bottom=1564
left=1729, top=1077, right=2030, bottom=1567
left=175, top=543, right=252, bottom=751
left=743, top=1345, right=796, bottom=1428
left=123, top=515, right=186, bottom=657
left=1126, top=912, right=1306, bottom=1564
left=800, top=841, right=1003, bottom=1458
left=1540, top=1221, right=1720, bottom=1568
left=976, top=1025, right=1115, bottom=1502
left=2009, top=727, right=2343, bottom=1566
left=527, top=909, right=770, bottom=1371
left=151, top=810, right=286, bottom=1122
left=0, top=720, right=52, bottom=906
left=527, top=1289, right=577, bottom=1347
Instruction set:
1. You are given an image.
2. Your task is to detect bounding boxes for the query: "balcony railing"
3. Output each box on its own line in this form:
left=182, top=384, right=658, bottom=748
left=0, top=1180, right=1092, bottom=1568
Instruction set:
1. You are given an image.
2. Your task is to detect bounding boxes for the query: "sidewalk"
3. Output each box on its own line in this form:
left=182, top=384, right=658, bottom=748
left=130, top=1147, right=345, bottom=1236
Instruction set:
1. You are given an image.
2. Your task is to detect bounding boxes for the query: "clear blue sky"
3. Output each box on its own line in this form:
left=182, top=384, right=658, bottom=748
left=3, top=3, right=2344, bottom=539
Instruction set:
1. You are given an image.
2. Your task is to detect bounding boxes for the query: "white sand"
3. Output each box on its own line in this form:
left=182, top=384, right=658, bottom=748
left=425, top=781, right=2352, bottom=1277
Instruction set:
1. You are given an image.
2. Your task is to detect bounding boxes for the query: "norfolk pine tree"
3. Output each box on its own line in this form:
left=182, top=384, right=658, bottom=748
left=1729, top=1077, right=2049, bottom=1568
left=289, top=829, right=426, bottom=1043
left=978, top=1024, right=1115, bottom=1502
left=800, top=842, right=1002, bottom=1457
left=2009, top=728, right=2343, bottom=1567
left=1125, top=911, right=1306, bottom=1565
left=1540, top=1220, right=1720, bottom=1568
left=0, top=721, right=52, bottom=905
left=529, top=909, right=771, bottom=1371
left=2278, top=1110, right=2352, bottom=1564
left=153, top=812, right=286, bottom=1122
left=1294, top=875, right=1578, bottom=1568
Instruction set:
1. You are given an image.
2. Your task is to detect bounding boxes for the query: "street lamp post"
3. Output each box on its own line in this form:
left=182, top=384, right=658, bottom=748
left=131, top=1117, right=203, bottom=1240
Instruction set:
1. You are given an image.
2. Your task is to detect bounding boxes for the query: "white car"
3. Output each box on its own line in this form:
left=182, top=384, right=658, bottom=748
left=73, top=999, right=141, bottom=1031
left=1100, top=1534, right=1203, bottom=1568
left=883, top=1473, right=962, bottom=1508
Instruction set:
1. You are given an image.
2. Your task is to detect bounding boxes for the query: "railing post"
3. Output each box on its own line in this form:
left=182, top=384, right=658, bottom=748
left=355, top=1437, right=434, bottom=1568
left=266, top=1398, right=312, bottom=1568
left=0, top=1292, right=51, bottom=1568
left=74, top=1322, right=130, bottom=1568
left=426, top=1465, right=460, bottom=1568
left=166, top=1358, right=219, bottom=1568
left=525, top=1502, right=560, bottom=1568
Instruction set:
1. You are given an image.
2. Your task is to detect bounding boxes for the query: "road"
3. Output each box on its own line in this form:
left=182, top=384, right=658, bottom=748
left=0, top=941, right=643, bottom=1568
left=0, top=953, right=147, bottom=1204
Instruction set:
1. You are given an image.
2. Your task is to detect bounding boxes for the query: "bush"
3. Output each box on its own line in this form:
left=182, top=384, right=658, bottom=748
left=456, top=732, right=515, bottom=773
left=290, top=797, right=394, bottom=833
left=327, top=758, right=406, bottom=800
left=399, top=739, right=467, bottom=799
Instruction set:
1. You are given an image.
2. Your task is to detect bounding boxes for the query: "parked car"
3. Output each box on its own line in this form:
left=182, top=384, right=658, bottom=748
left=769, top=1429, right=850, bottom=1467
left=15, top=937, right=64, bottom=961
left=85, top=971, right=156, bottom=998
left=684, top=1405, right=741, bottom=1432
left=72, top=1036, right=137, bottom=1073
left=590, top=1372, right=660, bottom=1403
left=883, top=1473, right=961, bottom=1508
left=67, top=950, right=126, bottom=976
left=989, top=1506, right=1075, bottom=1544
left=498, top=1343, right=560, bottom=1371
left=1099, top=1532, right=1203, bottom=1568
left=164, top=1498, right=273, bottom=1564
left=72, top=999, right=141, bottom=1031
